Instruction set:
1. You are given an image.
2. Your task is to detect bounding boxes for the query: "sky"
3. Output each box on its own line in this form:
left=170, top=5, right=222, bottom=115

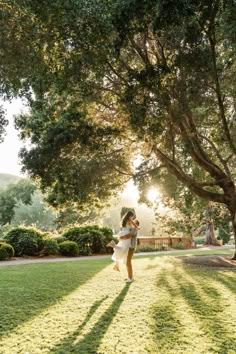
left=0, top=98, right=27, bottom=176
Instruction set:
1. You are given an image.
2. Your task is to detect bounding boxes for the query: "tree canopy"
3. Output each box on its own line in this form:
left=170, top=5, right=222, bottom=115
left=0, top=0, right=236, bottom=254
left=0, top=180, right=36, bottom=225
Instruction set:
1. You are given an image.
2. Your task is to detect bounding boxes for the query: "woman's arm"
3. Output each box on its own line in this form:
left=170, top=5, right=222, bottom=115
left=129, top=218, right=138, bottom=228
left=119, top=233, right=133, bottom=240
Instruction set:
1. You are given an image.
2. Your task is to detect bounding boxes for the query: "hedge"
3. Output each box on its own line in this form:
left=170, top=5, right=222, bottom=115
left=62, top=225, right=113, bottom=254
left=5, top=227, right=45, bottom=256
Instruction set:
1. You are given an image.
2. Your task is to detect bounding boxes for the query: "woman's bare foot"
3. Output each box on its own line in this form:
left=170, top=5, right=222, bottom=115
left=113, top=264, right=120, bottom=272
left=106, top=240, right=116, bottom=248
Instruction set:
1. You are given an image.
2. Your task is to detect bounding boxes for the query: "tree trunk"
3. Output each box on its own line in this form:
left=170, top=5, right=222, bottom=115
left=205, top=220, right=217, bottom=245
left=231, top=212, right=236, bottom=260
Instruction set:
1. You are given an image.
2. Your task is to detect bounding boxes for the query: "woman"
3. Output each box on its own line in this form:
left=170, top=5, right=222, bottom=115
left=107, top=211, right=139, bottom=281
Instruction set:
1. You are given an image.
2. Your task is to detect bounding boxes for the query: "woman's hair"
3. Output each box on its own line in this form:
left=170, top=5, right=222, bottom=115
left=121, top=210, right=134, bottom=227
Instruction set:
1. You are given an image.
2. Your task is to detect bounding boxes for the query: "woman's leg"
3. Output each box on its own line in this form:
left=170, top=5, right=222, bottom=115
left=113, top=261, right=120, bottom=271
left=106, top=240, right=116, bottom=247
left=126, top=248, right=135, bottom=279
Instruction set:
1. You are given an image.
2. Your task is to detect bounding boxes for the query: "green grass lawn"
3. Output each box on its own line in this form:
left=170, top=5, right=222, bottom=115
left=0, top=251, right=235, bottom=354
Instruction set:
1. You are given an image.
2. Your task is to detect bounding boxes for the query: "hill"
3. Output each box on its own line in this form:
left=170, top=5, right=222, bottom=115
left=0, top=173, right=23, bottom=189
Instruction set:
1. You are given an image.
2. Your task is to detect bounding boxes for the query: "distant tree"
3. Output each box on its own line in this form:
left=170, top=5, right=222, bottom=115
left=0, top=173, right=22, bottom=189
left=0, top=193, right=15, bottom=225
left=55, top=207, right=99, bottom=230
left=0, top=180, right=36, bottom=225
left=12, top=192, right=56, bottom=230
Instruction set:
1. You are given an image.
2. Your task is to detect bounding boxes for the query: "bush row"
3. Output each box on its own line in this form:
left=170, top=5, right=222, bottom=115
left=0, top=225, right=114, bottom=259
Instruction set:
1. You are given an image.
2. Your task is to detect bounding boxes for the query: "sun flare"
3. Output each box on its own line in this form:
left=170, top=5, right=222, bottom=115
left=147, top=187, right=160, bottom=203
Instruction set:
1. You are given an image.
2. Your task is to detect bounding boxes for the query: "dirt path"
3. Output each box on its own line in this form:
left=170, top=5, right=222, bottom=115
left=179, top=254, right=236, bottom=268
left=0, top=245, right=234, bottom=267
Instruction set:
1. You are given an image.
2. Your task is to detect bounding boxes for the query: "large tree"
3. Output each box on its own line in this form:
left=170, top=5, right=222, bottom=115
left=0, top=0, right=236, bottom=256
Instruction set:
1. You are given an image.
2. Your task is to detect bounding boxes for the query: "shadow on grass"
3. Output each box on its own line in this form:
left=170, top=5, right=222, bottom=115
left=177, top=268, right=236, bottom=351
left=51, top=283, right=131, bottom=354
left=51, top=296, right=107, bottom=354
left=0, top=259, right=110, bottom=337
left=153, top=265, right=236, bottom=352
left=150, top=272, right=193, bottom=352
left=203, top=271, right=236, bottom=295
left=150, top=303, right=183, bottom=352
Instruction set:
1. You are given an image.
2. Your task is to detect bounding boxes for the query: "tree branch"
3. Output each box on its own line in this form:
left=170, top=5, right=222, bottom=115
left=106, top=61, right=129, bottom=85
left=169, top=106, right=227, bottom=181
left=199, top=134, right=231, bottom=177
left=226, top=153, right=234, bottom=163
left=134, top=165, right=165, bottom=179
left=128, top=35, right=150, bottom=66
left=169, top=122, right=176, bottom=161
left=153, top=146, right=226, bottom=204
left=93, top=84, right=122, bottom=98
left=113, top=167, right=133, bottom=176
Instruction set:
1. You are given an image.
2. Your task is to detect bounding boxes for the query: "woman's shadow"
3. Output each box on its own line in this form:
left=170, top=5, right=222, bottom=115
left=51, top=283, right=131, bottom=354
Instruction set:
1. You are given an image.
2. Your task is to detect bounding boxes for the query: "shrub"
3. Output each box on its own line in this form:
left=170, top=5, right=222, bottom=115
left=79, top=244, right=92, bottom=256
left=62, top=225, right=113, bottom=254
left=54, top=236, right=66, bottom=244
left=59, top=240, right=79, bottom=256
left=194, top=236, right=205, bottom=245
left=0, top=247, right=8, bottom=261
left=99, top=226, right=113, bottom=245
left=156, top=244, right=169, bottom=251
left=218, top=228, right=231, bottom=245
left=85, top=229, right=104, bottom=253
left=135, top=245, right=156, bottom=253
left=0, top=242, right=15, bottom=260
left=171, top=242, right=185, bottom=250
left=41, top=239, right=59, bottom=256
left=5, top=227, right=45, bottom=256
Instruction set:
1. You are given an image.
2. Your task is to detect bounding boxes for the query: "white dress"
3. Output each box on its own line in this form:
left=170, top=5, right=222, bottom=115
left=112, top=225, right=132, bottom=264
